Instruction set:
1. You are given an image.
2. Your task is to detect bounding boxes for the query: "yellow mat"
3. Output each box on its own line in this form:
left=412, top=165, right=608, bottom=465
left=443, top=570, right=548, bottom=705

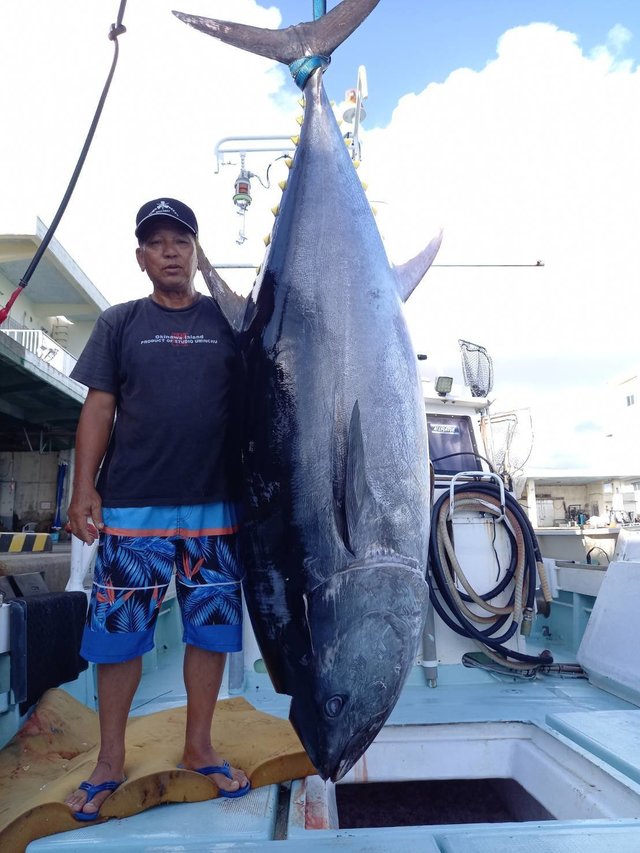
left=0, top=688, right=316, bottom=852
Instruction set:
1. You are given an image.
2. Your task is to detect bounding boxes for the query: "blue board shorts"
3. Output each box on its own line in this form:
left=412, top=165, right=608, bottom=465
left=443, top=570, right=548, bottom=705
left=81, top=504, right=244, bottom=664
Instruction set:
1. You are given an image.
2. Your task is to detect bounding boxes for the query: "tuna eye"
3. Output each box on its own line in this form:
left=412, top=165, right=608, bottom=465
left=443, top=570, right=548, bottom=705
left=325, top=695, right=344, bottom=718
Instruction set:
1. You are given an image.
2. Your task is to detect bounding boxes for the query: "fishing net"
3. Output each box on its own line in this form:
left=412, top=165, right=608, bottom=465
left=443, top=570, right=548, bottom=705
left=458, top=339, right=494, bottom=398
left=489, top=409, right=534, bottom=495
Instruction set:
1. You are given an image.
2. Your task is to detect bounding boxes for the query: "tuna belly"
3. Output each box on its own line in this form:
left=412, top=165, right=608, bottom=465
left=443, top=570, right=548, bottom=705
left=240, top=511, right=315, bottom=696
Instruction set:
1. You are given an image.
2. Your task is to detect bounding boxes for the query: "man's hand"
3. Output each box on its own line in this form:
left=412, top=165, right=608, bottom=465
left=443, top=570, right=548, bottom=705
left=67, top=485, right=104, bottom=544
left=66, top=388, right=116, bottom=545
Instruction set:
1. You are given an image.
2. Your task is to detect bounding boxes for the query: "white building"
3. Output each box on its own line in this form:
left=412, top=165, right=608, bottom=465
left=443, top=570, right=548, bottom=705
left=604, top=370, right=640, bottom=463
left=523, top=471, right=640, bottom=528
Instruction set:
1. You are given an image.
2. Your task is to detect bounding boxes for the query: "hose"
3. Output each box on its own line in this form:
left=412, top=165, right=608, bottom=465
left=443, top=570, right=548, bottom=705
left=428, top=479, right=553, bottom=669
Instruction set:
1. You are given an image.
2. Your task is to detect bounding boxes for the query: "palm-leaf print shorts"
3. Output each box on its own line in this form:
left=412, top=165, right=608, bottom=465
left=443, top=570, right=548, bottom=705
left=80, top=504, right=244, bottom=663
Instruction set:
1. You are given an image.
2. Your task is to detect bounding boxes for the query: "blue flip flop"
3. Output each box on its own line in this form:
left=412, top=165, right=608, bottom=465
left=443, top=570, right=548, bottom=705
left=72, top=779, right=123, bottom=822
left=184, top=760, right=251, bottom=798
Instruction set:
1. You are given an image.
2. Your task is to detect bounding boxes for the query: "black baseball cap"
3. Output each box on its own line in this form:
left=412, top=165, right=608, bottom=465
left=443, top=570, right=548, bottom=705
left=135, top=198, right=198, bottom=239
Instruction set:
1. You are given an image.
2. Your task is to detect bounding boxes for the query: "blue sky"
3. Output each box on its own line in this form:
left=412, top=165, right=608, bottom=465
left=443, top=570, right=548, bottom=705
left=265, top=1, right=640, bottom=126
left=3, top=0, right=640, bottom=471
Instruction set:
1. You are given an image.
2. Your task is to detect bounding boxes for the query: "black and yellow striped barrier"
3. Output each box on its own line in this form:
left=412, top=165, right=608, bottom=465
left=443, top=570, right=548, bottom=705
left=0, top=533, right=53, bottom=554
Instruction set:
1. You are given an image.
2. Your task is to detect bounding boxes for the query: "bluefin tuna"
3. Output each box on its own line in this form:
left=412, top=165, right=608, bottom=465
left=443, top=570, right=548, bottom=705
left=174, top=0, right=441, bottom=782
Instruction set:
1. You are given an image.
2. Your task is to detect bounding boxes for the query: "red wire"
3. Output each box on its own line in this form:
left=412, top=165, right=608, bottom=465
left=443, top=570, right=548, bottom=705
left=0, top=286, right=24, bottom=325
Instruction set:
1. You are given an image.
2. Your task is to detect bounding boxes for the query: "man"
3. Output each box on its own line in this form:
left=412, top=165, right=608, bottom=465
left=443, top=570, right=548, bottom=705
left=65, top=198, right=249, bottom=821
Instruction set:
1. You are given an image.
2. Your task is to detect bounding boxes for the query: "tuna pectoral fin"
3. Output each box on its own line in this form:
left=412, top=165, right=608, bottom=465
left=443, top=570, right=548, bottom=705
left=394, top=229, right=443, bottom=302
left=173, top=0, right=381, bottom=65
left=197, top=244, right=247, bottom=332
left=344, top=401, right=376, bottom=557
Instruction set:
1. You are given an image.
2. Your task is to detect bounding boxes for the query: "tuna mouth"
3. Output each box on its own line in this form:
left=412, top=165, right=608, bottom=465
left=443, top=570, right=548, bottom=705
left=331, top=755, right=353, bottom=783
left=312, top=746, right=358, bottom=783
left=326, top=725, right=377, bottom=783
left=315, top=713, right=386, bottom=783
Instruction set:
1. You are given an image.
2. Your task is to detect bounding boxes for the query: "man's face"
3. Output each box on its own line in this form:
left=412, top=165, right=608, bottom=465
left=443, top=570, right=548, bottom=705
left=136, top=221, right=198, bottom=292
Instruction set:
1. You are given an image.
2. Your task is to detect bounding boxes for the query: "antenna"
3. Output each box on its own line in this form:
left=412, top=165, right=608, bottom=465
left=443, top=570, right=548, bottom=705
left=342, top=65, right=368, bottom=161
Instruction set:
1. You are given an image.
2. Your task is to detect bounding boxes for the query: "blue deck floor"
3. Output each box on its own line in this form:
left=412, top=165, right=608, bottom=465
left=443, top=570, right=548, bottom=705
left=24, top=567, right=640, bottom=853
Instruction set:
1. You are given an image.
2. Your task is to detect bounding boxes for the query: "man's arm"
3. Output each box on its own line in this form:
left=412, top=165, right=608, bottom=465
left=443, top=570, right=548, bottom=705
left=67, top=389, right=117, bottom=544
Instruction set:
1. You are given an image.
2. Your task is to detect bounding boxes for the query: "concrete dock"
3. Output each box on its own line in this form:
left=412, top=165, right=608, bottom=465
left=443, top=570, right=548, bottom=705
left=0, top=541, right=73, bottom=593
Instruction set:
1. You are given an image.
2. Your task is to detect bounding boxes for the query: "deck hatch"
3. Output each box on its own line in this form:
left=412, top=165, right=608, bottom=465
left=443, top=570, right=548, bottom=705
left=288, top=721, right=640, bottom=834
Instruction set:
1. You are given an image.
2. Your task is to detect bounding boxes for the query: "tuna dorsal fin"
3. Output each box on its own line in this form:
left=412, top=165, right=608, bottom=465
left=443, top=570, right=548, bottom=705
left=173, top=0, right=381, bottom=66
left=394, top=229, right=443, bottom=303
left=197, top=244, right=247, bottom=333
left=345, top=401, right=375, bottom=557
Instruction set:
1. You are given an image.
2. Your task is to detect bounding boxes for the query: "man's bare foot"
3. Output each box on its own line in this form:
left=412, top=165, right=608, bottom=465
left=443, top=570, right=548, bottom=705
left=180, top=746, right=249, bottom=795
left=64, top=758, right=126, bottom=819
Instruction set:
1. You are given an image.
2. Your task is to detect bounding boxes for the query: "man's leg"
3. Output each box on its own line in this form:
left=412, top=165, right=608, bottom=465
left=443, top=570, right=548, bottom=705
left=180, top=644, right=249, bottom=793
left=65, top=657, right=141, bottom=817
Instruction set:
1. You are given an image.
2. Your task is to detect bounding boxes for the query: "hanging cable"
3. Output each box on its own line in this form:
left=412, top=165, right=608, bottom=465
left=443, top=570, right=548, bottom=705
left=0, top=0, right=128, bottom=326
left=431, top=451, right=497, bottom=474
left=428, top=479, right=554, bottom=669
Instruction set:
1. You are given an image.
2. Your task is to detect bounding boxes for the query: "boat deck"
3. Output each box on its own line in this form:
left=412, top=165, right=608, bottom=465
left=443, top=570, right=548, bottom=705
left=29, top=633, right=640, bottom=852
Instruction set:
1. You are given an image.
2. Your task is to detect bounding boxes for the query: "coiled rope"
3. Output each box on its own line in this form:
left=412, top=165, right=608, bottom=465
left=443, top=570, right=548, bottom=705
left=428, top=480, right=554, bottom=670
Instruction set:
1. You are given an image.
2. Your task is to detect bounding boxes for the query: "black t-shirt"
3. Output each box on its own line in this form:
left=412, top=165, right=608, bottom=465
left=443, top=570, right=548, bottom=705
left=71, top=295, right=243, bottom=507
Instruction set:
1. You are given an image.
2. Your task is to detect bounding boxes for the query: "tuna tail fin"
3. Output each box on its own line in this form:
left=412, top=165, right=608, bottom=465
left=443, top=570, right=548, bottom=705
left=197, top=243, right=247, bottom=333
left=394, top=229, right=443, bottom=302
left=172, top=0, right=381, bottom=66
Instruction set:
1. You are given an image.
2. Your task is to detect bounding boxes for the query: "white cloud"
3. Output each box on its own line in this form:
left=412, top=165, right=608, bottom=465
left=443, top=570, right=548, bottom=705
left=360, top=23, right=640, bottom=468
left=591, top=24, right=633, bottom=67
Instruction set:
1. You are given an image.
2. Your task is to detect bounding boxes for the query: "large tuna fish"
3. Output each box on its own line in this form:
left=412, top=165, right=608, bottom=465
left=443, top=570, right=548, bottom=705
left=175, top=0, right=441, bottom=782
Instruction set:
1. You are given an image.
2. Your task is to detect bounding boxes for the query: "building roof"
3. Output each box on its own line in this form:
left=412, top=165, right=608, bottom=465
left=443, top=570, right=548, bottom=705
left=0, top=219, right=109, bottom=323
left=525, top=470, right=640, bottom=486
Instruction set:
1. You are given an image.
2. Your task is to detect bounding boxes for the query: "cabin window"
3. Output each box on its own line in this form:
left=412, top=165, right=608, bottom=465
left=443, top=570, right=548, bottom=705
left=426, top=414, right=482, bottom=475
left=626, top=394, right=635, bottom=407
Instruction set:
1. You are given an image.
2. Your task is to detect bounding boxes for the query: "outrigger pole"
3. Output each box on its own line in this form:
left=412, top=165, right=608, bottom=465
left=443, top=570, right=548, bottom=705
left=0, top=0, right=128, bottom=326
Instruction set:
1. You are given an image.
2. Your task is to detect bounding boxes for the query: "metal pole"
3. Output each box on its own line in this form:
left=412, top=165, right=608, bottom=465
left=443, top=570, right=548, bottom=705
left=313, top=1, right=327, bottom=20
left=214, top=136, right=296, bottom=173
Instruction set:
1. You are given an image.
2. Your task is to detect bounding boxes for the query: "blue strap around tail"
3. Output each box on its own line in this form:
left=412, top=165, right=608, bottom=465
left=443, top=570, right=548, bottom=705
left=289, top=54, right=331, bottom=88
left=288, top=1, right=330, bottom=89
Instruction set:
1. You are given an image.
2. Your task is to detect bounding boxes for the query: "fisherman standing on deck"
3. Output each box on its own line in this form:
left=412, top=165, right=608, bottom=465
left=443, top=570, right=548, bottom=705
left=64, top=198, right=250, bottom=821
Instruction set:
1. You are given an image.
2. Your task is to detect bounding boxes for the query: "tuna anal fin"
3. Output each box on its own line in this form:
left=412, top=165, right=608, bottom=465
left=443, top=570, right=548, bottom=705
left=197, top=243, right=247, bottom=332
left=395, top=229, right=443, bottom=302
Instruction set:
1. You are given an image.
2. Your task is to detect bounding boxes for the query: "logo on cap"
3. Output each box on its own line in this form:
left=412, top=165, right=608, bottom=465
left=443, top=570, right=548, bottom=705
left=152, top=200, right=178, bottom=216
